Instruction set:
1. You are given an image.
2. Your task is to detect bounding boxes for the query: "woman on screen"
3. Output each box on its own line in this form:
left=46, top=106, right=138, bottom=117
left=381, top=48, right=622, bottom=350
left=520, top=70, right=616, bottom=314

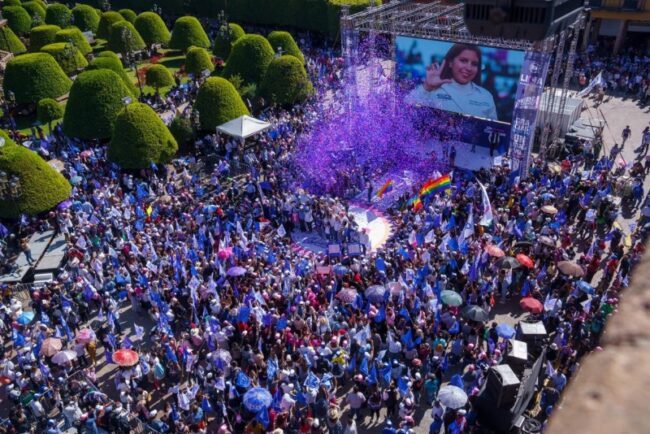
left=406, top=44, right=499, bottom=121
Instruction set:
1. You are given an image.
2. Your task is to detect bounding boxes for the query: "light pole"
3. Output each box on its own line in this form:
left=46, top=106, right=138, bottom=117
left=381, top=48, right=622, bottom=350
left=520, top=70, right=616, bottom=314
left=0, top=164, right=23, bottom=219
left=6, top=90, right=15, bottom=133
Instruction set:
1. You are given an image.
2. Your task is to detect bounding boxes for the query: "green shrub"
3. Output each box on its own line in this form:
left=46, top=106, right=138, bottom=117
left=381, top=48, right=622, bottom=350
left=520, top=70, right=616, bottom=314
left=145, top=64, right=174, bottom=91
left=169, top=16, right=209, bottom=52
left=44, top=3, right=71, bottom=28
left=195, top=77, right=249, bottom=130
left=40, top=42, right=88, bottom=75
left=96, top=10, right=124, bottom=39
left=36, top=97, right=64, bottom=130
left=96, top=49, right=122, bottom=63
left=3, top=53, right=71, bottom=104
left=213, top=22, right=244, bottom=60
left=25, top=0, right=47, bottom=9
left=4, top=0, right=21, bottom=6
left=267, top=30, right=304, bottom=64
left=118, top=8, right=136, bottom=24
left=63, top=69, right=132, bottom=139
left=261, top=55, right=312, bottom=105
left=185, top=45, right=213, bottom=76
left=222, top=34, right=274, bottom=85
left=29, top=24, right=60, bottom=52
left=134, top=11, right=170, bottom=47
left=72, top=4, right=100, bottom=33
left=55, top=27, right=92, bottom=55
left=3, top=6, right=32, bottom=35
left=169, top=115, right=193, bottom=145
left=0, top=26, right=26, bottom=54
left=108, top=102, right=178, bottom=168
left=87, top=51, right=138, bottom=96
left=21, top=1, right=46, bottom=22
left=0, top=137, right=71, bottom=218
left=107, top=20, right=145, bottom=54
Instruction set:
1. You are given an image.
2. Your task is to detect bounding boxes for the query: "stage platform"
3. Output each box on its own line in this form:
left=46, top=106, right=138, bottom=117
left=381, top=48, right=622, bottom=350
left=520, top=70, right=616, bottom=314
left=34, top=233, right=67, bottom=272
left=0, top=230, right=56, bottom=283
left=453, top=141, right=508, bottom=171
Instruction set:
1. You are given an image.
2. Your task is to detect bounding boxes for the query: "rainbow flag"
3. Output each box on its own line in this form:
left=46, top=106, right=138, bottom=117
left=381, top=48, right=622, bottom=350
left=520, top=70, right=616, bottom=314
left=376, top=179, right=394, bottom=198
left=420, top=174, right=451, bottom=198
left=407, top=194, right=422, bottom=211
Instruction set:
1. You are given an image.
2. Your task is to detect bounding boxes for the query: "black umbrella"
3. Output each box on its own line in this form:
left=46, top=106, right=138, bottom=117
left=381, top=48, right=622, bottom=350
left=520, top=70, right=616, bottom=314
left=495, top=256, right=521, bottom=269
left=462, top=305, right=489, bottom=322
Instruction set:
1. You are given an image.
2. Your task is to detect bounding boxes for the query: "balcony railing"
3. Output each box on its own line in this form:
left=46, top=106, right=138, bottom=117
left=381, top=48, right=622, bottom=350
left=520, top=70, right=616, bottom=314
left=588, top=0, right=646, bottom=10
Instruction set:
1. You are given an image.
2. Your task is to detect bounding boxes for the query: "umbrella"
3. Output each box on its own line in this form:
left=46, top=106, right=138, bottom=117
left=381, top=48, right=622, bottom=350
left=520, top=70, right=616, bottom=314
left=52, top=350, right=77, bottom=365
left=438, top=385, right=468, bottom=409
left=485, top=244, right=505, bottom=257
left=75, top=328, right=96, bottom=344
left=541, top=205, right=558, bottom=215
left=462, top=305, right=489, bottom=322
left=519, top=297, right=543, bottom=314
left=333, top=264, right=349, bottom=277
left=57, top=200, right=72, bottom=210
left=226, top=266, right=247, bottom=277
left=516, top=253, right=534, bottom=269
left=440, top=290, right=463, bottom=307
left=16, top=311, right=35, bottom=325
left=112, top=349, right=139, bottom=367
left=365, top=285, right=387, bottom=304
left=576, top=280, right=595, bottom=294
left=336, top=288, right=358, bottom=304
left=217, top=247, right=233, bottom=260
left=40, top=338, right=63, bottom=357
left=544, top=297, right=563, bottom=312
left=495, top=256, right=520, bottom=269
left=213, top=349, right=232, bottom=365
left=70, top=175, right=83, bottom=185
left=243, top=387, right=273, bottom=412
left=538, top=236, right=556, bottom=247
left=495, top=323, right=516, bottom=339
left=557, top=261, right=585, bottom=277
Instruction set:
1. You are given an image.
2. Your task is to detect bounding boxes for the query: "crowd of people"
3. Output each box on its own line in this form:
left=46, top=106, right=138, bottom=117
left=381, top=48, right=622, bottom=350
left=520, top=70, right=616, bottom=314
left=0, top=32, right=649, bottom=434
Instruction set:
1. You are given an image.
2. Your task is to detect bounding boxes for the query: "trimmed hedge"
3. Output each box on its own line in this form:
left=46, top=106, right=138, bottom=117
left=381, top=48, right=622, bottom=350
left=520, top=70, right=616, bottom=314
left=21, top=1, right=46, bottom=22
left=213, top=22, right=244, bottom=60
left=267, top=30, right=304, bottom=64
left=96, top=11, right=124, bottom=39
left=0, top=26, right=26, bottom=54
left=169, top=16, right=210, bottom=51
left=134, top=11, right=170, bottom=47
left=40, top=42, right=89, bottom=75
left=169, top=115, right=193, bottom=145
left=107, top=20, right=145, bottom=53
left=0, top=136, right=71, bottom=218
left=72, top=4, right=100, bottom=33
left=3, top=6, right=32, bottom=35
left=185, top=45, right=213, bottom=76
left=44, top=3, right=72, bottom=28
left=63, top=69, right=133, bottom=139
left=55, top=27, right=92, bottom=55
left=3, top=53, right=71, bottom=104
left=118, top=8, right=137, bottom=24
left=36, top=97, right=64, bottom=128
left=29, top=24, right=60, bottom=52
left=88, top=51, right=138, bottom=96
left=145, top=64, right=174, bottom=90
left=195, top=77, right=249, bottom=130
left=222, top=34, right=274, bottom=85
left=4, top=0, right=21, bottom=6
left=261, top=55, right=313, bottom=105
left=108, top=102, right=178, bottom=168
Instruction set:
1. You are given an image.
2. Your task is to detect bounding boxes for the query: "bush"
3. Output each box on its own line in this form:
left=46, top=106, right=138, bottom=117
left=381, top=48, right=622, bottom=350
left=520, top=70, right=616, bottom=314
left=0, top=137, right=71, bottom=218
left=169, top=115, right=193, bottom=145
left=3, top=6, right=32, bottom=35
left=108, top=102, right=178, bottom=168
left=261, top=55, right=312, bottom=105
left=3, top=0, right=21, bottom=6
left=195, top=77, right=249, bottom=130
left=63, top=69, right=132, bottom=139
left=185, top=45, right=213, bottom=76
left=168, top=16, right=209, bottom=52
left=36, top=97, right=64, bottom=130
left=44, top=3, right=71, bottom=28
left=21, top=1, right=46, bottom=23
left=3, top=53, right=71, bottom=104
left=0, top=26, right=26, bottom=54
left=134, top=11, right=170, bottom=47
left=213, top=22, right=244, bottom=60
left=55, top=27, right=92, bottom=55
left=118, top=8, right=136, bottom=24
left=267, top=30, right=304, bottom=64
left=107, top=20, right=145, bottom=54
left=88, top=51, right=138, bottom=96
left=72, top=4, right=100, bottom=33
left=96, top=11, right=124, bottom=39
left=40, top=42, right=89, bottom=75
left=29, top=24, right=60, bottom=52
left=222, top=34, right=274, bottom=85
left=145, top=64, right=174, bottom=91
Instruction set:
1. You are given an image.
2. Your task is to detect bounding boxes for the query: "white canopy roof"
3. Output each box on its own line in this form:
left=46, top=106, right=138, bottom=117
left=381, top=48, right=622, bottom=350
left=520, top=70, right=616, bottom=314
left=216, top=115, right=271, bottom=139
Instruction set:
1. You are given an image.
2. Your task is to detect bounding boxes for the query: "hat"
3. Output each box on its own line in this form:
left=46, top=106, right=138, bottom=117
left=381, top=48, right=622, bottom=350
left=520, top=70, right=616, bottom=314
left=458, top=409, right=467, bottom=416
left=328, top=407, right=340, bottom=421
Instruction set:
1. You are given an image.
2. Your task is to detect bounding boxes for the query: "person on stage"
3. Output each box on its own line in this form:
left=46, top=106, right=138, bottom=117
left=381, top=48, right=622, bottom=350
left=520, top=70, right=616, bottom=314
left=406, top=44, right=499, bottom=121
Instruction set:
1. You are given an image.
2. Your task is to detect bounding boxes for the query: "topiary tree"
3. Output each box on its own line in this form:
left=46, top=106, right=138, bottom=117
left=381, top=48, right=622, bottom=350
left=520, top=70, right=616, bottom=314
left=55, top=27, right=92, bottom=55
left=145, top=64, right=173, bottom=93
left=29, top=24, right=60, bottom=52
left=134, top=11, right=170, bottom=47
left=44, top=3, right=71, bottom=28
left=21, top=1, right=46, bottom=24
left=0, top=137, right=71, bottom=218
left=87, top=51, right=138, bottom=96
left=3, top=53, right=71, bottom=104
left=261, top=55, right=313, bottom=105
left=222, top=34, right=274, bottom=85
left=118, top=8, right=136, bottom=24
left=108, top=102, right=178, bottom=169
left=40, top=42, right=88, bottom=75
left=0, top=26, right=26, bottom=54
left=96, top=10, right=124, bottom=40
left=3, top=6, right=32, bottom=35
left=3, top=0, right=21, bottom=6
left=213, top=22, right=244, bottom=60
left=168, top=115, right=193, bottom=146
left=36, top=97, right=64, bottom=133
left=267, top=30, right=305, bottom=64
left=72, top=4, right=100, bottom=33
left=195, top=77, right=249, bottom=130
left=62, top=69, right=132, bottom=139
left=107, top=20, right=145, bottom=54
left=185, top=45, right=213, bottom=76
left=168, top=16, right=210, bottom=52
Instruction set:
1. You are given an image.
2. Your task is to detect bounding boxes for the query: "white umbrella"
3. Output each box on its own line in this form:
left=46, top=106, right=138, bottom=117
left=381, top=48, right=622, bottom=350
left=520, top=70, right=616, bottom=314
left=544, top=297, right=563, bottom=312
left=438, top=385, right=468, bottom=409
left=51, top=350, right=77, bottom=365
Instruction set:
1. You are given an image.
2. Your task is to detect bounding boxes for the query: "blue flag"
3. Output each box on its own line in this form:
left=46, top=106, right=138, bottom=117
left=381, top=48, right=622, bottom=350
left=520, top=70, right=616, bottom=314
left=257, top=408, right=270, bottom=428
left=398, top=377, right=409, bottom=396
left=236, top=371, right=251, bottom=389
left=380, top=365, right=391, bottom=385
left=304, top=371, right=320, bottom=390
left=451, top=374, right=464, bottom=389
left=368, top=363, right=377, bottom=385
left=267, top=358, right=278, bottom=380
left=105, top=351, right=113, bottom=364
left=359, top=356, right=369, bottom=376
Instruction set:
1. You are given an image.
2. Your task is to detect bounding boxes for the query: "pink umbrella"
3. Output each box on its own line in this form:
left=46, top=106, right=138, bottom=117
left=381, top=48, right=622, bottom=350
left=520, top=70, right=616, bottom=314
left=218, top=247, right=233, bottom=260
left=76, top=328, right=96, bottom=344
left=485, top=244, right=505, bottom=257
left=336, top=288, right=358, bottom=304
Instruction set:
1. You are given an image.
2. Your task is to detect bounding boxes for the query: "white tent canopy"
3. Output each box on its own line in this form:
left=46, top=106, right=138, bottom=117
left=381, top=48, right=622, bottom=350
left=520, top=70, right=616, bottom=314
left=216, top=115, right=271, bottom=139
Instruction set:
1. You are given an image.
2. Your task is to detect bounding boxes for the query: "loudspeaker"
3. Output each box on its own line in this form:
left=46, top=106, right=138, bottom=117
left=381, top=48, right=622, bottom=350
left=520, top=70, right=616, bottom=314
left=484, top=364, right=521, bottom=408
left=348, top=243, right=362, bottom=256
left=328, top=244, right=341, bottom=257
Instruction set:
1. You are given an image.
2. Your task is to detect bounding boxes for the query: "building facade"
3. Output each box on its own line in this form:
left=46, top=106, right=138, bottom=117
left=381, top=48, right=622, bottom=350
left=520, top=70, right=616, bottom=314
left=585, top=0, right=650, bottom=52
